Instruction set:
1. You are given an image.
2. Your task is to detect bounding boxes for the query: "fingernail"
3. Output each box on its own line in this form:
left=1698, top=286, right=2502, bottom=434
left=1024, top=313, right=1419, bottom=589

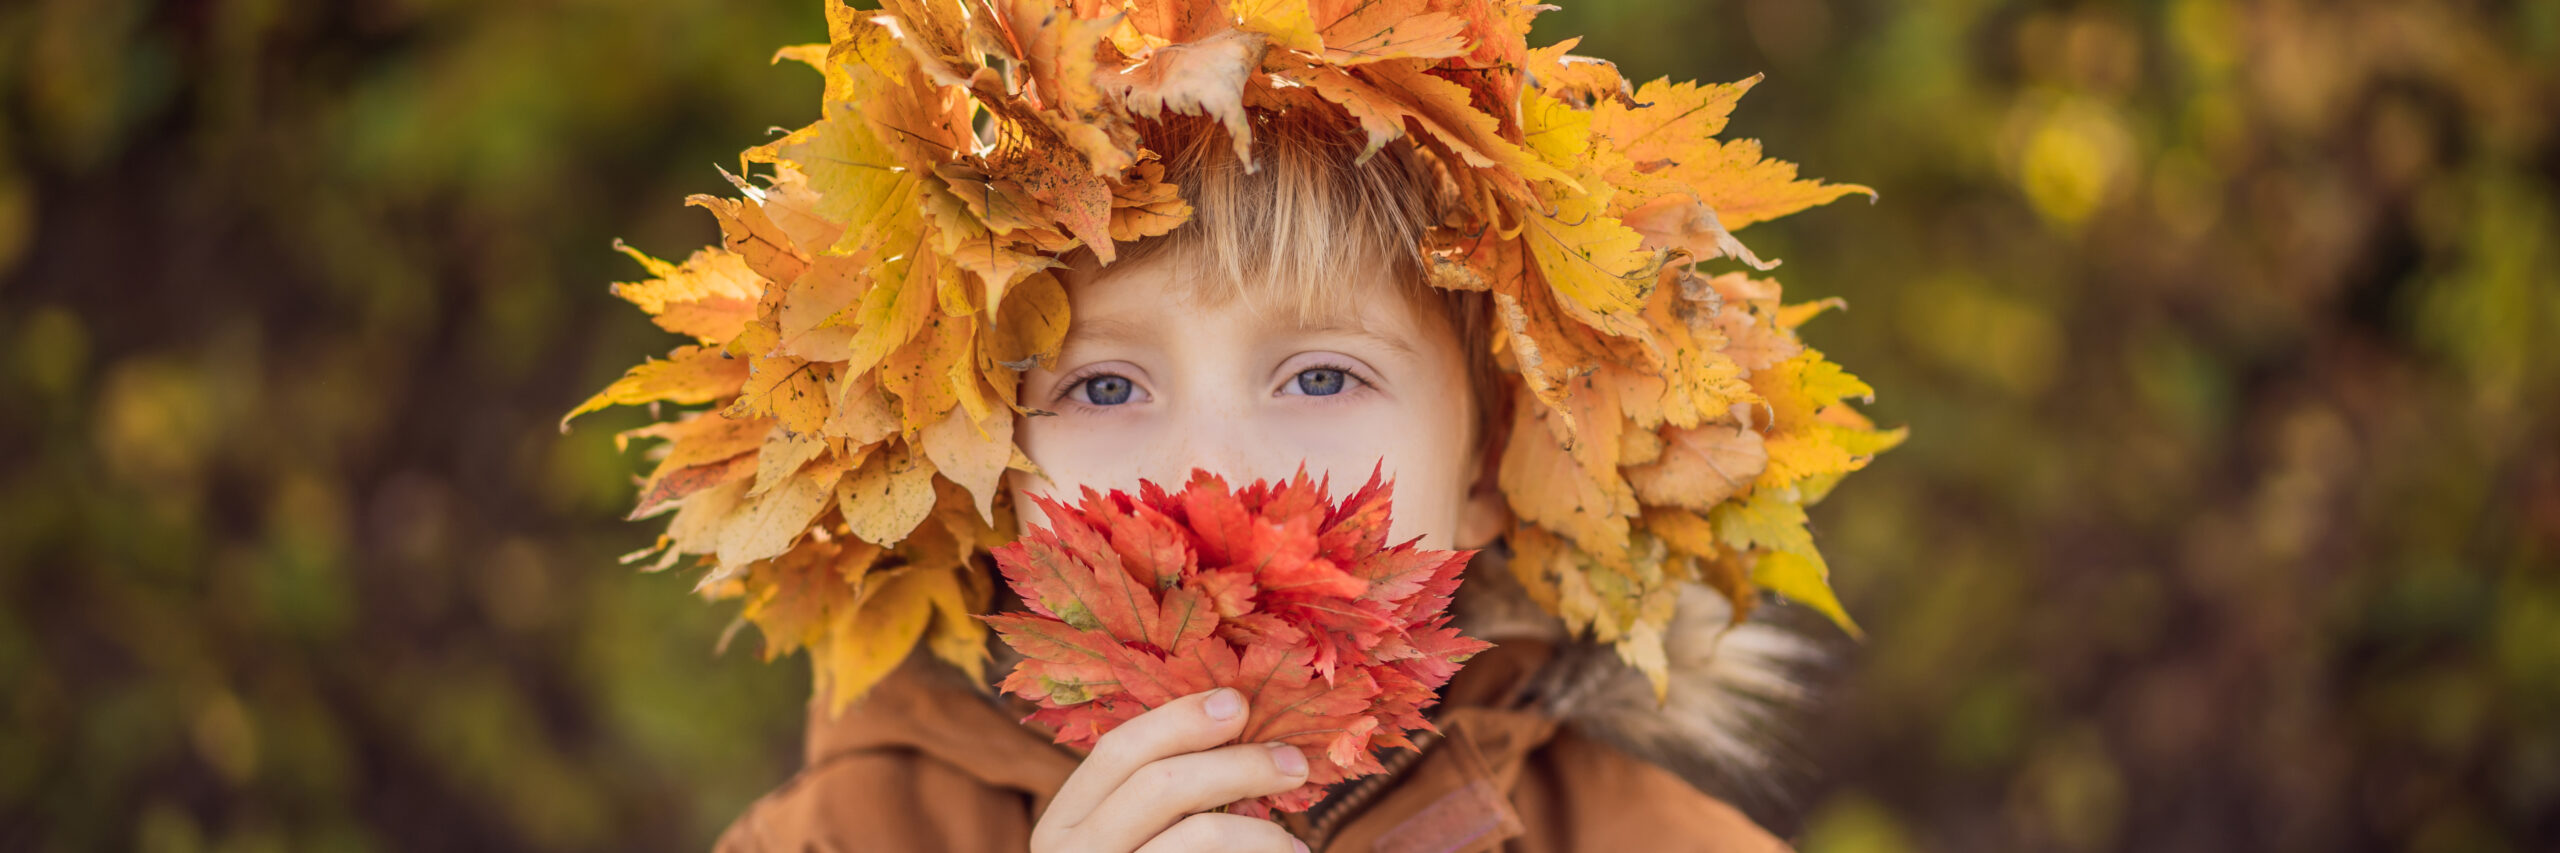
left=1292, top=839, right=1311, bottom=853
left=1268, top=742, right=1308, bottom=776
left=1204, top=688, right=1244, bottom=721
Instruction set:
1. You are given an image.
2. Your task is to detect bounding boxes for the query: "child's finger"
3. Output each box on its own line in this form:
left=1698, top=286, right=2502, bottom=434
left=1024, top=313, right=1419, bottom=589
left=1039, top=687, right=1250, bottom=833
left=1076, top=741, right=1311, bottom=847
left=1133, top=813, right=1310, bottom=853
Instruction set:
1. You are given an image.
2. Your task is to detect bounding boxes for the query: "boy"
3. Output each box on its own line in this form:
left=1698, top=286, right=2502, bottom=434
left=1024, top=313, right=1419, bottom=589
left=571, top=1, right=1891, bottom=850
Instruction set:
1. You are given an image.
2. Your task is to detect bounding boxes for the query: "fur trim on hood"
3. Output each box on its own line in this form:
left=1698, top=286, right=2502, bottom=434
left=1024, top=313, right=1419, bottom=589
left=1449, top=549, right=1822, bottom=807
left=973, top=546, right=1823, bottom=810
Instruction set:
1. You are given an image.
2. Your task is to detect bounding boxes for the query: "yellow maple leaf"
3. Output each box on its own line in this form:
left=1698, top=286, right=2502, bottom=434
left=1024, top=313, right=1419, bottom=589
left=560, top=345, right=751, bottom=431
left=718, top=450, right=854, bottom=568
left=750, top=428, right=829, bottom=497
left=821, top=370, right=899, bottom=446
left=1754, top=347, right=1875, bottom=432
left=739, top=537, right=883, bottom=659
left=919, top=402, right=1012, bottom=525
left=1636, top=506, right=1757, bottom=630
left=919, top=560, right=991, bottom=684
left=1519, top=89, right=1661, bottom=339
left=1709, top=487, right=1859, bottom=637
left=723, top=344, right=833, bottom=439
left=609, top=242, right=763, bottom=344
left=881, top=313, right=975, bottom=432
left=1656, top=137, right=1874, bottom=232
left=815, top=563, right=945, bottom=713
left=836, top=440, right=939, bottom=547
left=1592, top=75, right=1759, bottom=171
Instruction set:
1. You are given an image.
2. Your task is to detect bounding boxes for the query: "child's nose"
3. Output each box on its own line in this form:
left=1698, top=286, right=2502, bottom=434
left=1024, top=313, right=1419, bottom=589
left=1152, top=413, right=1289, bottom=486
left=1151, top=436, right=1265, bottom=485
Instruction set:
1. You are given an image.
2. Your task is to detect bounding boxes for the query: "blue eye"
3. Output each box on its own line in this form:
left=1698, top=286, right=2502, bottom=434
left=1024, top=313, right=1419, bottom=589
left=1079, top=374, right=1135, bottom=405
left=1294, top=367, right=1349, bottom=396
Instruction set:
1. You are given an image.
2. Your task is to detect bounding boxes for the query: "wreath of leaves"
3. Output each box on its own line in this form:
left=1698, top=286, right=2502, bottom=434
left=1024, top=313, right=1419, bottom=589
left=564, top=0, right=1900, bottom=711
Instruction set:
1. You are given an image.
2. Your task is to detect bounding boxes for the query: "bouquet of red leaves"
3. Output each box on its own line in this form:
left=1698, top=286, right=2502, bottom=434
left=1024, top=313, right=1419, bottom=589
left=985, top=467, right=1492, bottom=817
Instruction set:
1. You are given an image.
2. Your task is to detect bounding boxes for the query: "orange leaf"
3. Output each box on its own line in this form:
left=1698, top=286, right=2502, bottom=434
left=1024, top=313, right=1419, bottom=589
left=1654, top=137, right=1876, bottom=231
left=1704, top=272, right=1804, bottom=375
left=1524, top=37, right=1631, bottom=106
left=990, top=125, right=1121, bottom=261
left=1125, top=0, right=1229, bottom=42
left=779, top=253, right=868, bottom=362
left=1591, top=75, right=1757, bottom=174
left=687, top=193, right=811, bottom=288
left=1625, top=423, right=1767, bottom=511
left=740, top=538, right=884, bottom=660
left=1103, top=28, right=1268, bottom=169
left=1239, top=0, right=1471, bottom=65
left=1620, top=194, right=1775, bottom=271
left=623, top=414, right=773, bottom=519
left=1497, top=392, right=1633, bottom=561
left=751, top=427, right=831, bottom=497
left=1630, top=269, right=1754, bottom=428
left=920, top=178, right=1062, bottom=310
left=1107, top=160, right=1195, bottom=242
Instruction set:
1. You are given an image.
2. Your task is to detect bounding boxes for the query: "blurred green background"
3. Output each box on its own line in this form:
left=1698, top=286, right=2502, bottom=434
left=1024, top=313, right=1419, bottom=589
left=1, top=0, right=2553, bottom=850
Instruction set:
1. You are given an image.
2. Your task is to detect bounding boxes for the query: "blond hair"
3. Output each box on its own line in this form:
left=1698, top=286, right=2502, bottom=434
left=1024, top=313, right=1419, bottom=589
left=1113, top=112, right=1439, bottom=318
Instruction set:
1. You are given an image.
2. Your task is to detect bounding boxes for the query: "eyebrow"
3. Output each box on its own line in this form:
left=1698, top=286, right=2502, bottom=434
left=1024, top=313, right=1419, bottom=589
left=1293, top=321, right=1421, bottom=358
left=1059, top=310, right=1423, bottom=360
left=1057, top=315, right=1160, bottom=351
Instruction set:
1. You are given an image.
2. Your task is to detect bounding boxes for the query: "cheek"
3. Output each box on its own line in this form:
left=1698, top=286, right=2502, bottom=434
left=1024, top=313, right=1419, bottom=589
left=1376, top=405, right=1478, bottom=550
left=1005, top=411, right=1143, bottom=533
left=1266, top=399, right=1476, bottom=550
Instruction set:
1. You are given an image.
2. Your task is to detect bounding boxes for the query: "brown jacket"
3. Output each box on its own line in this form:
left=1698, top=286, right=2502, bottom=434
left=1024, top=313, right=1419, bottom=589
left=711, top=563, right=1812, bottom=850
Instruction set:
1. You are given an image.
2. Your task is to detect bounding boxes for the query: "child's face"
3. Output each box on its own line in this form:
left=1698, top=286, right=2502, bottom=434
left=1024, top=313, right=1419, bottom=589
left=1008, top=255, right=1500, bottom=550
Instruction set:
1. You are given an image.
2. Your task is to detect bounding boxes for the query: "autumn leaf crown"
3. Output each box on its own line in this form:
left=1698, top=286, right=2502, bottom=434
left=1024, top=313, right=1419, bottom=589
left=566, top=0, right=1901, bottom=710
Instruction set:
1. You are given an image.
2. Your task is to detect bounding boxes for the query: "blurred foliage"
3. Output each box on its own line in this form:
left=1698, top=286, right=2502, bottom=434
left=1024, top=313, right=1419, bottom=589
left=1564, top=1, right=2560, bottom=850
left=0, top=0, right=827, bottom=850
left=1, top=0, right=2553, bottom=851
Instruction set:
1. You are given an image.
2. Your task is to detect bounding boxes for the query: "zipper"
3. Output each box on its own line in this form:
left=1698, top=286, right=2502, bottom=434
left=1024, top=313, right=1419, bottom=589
left=1289, top=725, right=1447, bottom=851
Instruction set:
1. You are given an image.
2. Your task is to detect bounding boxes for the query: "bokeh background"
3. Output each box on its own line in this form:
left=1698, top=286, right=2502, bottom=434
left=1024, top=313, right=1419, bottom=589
left=2, top=0, right=2553, bottom=850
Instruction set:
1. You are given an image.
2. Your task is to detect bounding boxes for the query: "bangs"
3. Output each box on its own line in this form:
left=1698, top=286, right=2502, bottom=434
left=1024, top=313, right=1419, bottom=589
left=1099, top=112, right=1448, bottom=325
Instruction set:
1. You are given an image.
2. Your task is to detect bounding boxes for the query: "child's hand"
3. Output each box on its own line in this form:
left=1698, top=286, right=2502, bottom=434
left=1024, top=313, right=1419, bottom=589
left=1030, top=687, right=1314, bottom=853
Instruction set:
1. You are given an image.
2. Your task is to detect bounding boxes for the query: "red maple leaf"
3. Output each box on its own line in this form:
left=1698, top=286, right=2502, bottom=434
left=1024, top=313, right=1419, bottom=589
left=985, top=465, right=1494, bottom=817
